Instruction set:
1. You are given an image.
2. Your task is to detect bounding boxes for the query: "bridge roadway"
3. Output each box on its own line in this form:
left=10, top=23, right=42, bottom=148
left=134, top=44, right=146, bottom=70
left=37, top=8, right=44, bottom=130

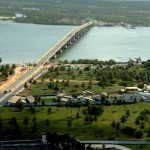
left=0, top=21, right=95, bottom=105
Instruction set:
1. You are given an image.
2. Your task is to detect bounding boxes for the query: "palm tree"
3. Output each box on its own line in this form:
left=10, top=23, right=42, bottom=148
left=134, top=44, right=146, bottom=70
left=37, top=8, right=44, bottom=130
left=32, top=117, right=36, bottom=124
left=67, top=119, right=72, bottom=135
left=116, top=121, right=120, bottom=131
left=111, top=120, right=116, bottom=132
left=135, top=116, right=141, bottom=129
left=120, top=115, right=127, bottom=127
left=48, top=107, right=52, bottom=114
left=45, top=119, right=50, bottom=126
left=23, top=117, right=30, bottom=126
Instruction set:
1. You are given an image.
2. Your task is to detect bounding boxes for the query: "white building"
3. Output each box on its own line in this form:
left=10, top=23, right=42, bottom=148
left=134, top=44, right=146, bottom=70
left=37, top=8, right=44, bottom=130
left=116, top=92, right=150, bottom=103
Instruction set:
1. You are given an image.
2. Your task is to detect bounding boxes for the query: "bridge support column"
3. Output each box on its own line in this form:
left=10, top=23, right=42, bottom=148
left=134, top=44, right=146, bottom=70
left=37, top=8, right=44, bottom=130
left=50, top=54, right=56, bottom=59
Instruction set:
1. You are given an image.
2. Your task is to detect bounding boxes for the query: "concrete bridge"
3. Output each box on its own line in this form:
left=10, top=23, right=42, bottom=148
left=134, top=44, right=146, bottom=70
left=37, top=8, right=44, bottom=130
left=0, top=21, right=95, bottom=104
left=36, top=21, right=95, bottom=65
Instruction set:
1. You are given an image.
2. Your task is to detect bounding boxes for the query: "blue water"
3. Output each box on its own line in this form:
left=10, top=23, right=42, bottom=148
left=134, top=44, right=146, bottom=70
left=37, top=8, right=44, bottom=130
left=1, top=22, right=150, bottom=64
left=60, top=26, right=150, bottom=62
left=0, top=21, right=75, bottom=64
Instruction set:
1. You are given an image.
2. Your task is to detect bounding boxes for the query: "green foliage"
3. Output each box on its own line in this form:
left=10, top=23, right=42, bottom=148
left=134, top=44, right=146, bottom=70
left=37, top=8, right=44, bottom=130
left=1, top=0, right=150, bottom=26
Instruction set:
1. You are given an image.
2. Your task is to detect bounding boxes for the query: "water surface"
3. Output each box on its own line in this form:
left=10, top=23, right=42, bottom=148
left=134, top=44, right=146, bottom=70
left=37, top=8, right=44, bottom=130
left=60, top=26, right=150, bottom=62
left=0, top=21, right=75, bottom=64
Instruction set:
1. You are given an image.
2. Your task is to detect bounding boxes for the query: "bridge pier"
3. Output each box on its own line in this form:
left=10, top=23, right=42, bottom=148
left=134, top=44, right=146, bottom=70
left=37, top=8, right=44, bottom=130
left=50, top=54, right=56, bottom=59
left=56, top=49, right=62, bottom=54
left=62, top=45, right=67, bottom=49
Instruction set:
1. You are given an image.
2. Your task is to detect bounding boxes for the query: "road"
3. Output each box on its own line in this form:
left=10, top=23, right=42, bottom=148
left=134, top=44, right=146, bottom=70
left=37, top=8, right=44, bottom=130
left=80, top=140, right=150, bottom=145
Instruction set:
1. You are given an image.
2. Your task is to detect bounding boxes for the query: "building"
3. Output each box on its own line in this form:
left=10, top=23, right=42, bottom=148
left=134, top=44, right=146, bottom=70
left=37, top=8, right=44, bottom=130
left=26, top=95, right=35, bottom=104
left=116, top=92, right=150, bottom=103
left=143, top=84, right=150, bottom=92
left=83, top=90, right=94, bottom=98
left=124, top=87, right=142, bottom=92
left=7, top=96, right=26, bottom=106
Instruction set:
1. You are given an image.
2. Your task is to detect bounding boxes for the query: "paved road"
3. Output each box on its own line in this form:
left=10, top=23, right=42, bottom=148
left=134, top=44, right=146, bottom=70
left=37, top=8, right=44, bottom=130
left=85, top=144, right=132, bottom=150
left=80, top=140, right=150, bottom=145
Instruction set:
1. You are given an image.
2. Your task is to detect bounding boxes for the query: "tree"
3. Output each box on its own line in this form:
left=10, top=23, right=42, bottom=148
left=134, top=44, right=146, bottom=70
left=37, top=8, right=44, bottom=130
left=45, top=119, right=50, bottom=126
left=23, top=117, right=30, bottom=126
left=120, top=115, right=127, bottom=127
left=46, top=132, right=85, bottom=150
left=111, top=120, right=116, bottom=132
left=135, top=130, right=143, bottom=139
left=67, top=119, right=72, bottom=135
left=16, top=101, right=24, bottom=111
left=116, top=121, right=120, bottom=131
left=9, top=117, right=17, bottom=127
left=48, top=107, right=52, bottom=114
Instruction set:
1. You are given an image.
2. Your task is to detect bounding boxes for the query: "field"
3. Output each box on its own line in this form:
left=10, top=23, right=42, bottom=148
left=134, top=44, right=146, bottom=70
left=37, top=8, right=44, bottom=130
left=0, top=102, right=150, bottom=141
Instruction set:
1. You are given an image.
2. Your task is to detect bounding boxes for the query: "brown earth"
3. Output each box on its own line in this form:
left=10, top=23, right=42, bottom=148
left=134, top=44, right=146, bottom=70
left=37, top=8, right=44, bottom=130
left=0, top=65, right=31, bottom=91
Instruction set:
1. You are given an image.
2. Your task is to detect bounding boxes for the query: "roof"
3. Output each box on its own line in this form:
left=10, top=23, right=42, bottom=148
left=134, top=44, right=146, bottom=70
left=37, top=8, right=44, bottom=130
left=8, top=96, right=21, bottom=104
left=83, top=90, right=93, bottom=95
left=26, top=95, right=35, bottom=103
left=125, top=87, right=138, bottom=90
left=61, top=98, right=69, bottom=102
left=57, top=93, right=66, bottom=98
left=64, top=95, right=72, bottom=99
left=85, top=96, right=93, bottom=101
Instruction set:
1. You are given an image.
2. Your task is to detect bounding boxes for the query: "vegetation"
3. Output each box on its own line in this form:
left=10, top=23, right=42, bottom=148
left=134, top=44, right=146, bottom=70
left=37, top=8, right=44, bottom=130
left=0, top=0, right=150, bottom=26
left=0, top=64, right=16, bottom=81
left=0, top=102, right=150, bottom=141
left=21, top=59, right=150, bottom=96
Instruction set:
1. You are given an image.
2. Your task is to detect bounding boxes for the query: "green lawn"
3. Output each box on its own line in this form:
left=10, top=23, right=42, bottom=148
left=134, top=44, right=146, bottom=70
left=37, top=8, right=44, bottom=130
left=0, top=102, right=150, bottom=140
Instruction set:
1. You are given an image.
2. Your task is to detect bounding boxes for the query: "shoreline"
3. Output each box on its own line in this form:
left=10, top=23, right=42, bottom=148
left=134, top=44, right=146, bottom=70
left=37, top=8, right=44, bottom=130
left=0, top=16, right=149, bottom=27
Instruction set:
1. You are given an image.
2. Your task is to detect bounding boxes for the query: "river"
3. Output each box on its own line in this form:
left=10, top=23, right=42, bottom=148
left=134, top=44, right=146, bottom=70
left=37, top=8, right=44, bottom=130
left=59, top=26, right=150, bottom=62
left=0, top=21, right=75, bottom=64
left=1, top=21, right=150, bottom=64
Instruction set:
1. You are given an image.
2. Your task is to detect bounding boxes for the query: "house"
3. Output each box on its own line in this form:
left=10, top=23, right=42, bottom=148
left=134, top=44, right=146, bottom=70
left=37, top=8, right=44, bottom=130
left=125, top=87, right=142, bottom=92
left=77, top=95, right=94, bottom=103
left=26, top=95, right=35, bottom=104
left=116, top=92, right=150, bottom=103
left=83, top=90, right=94, bottom=98
left=7, top=96, right=26, bottom=106
left=143, top=84, right=150, bottom=92
left=56, top=93, right=66, bottom=100
left=61, top=96, right=72, bottom=102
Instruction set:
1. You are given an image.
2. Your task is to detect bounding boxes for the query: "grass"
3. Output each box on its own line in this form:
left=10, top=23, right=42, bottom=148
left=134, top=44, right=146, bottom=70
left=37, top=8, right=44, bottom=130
left=0, top=102, right=150, bottom=140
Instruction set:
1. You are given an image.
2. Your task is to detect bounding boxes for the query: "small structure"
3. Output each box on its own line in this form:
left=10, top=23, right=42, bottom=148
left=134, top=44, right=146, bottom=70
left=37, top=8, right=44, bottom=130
left=83, top=90, right=94, bottom=98
left=7, top=96, right=26, bottom=106
left=56, top=93, right=66, bottom=100
left=116, top=92, right=150, bottom=103
left=61, top=96, right=72, bottom=102
left=125, top=87, right=142, bottom=92
left=26, top=95, right=35, bottom=104
left=143, top=84, right=150, bottom=92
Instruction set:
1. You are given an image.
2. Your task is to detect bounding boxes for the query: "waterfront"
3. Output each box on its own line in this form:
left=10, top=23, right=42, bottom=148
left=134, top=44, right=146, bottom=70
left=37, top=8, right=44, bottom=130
left=1, top=22, right=150, bottom=64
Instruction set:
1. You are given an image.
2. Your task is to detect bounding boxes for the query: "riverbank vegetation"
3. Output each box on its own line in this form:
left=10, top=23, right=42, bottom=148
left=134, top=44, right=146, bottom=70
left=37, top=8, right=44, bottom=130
left=0, top=0, right=150, bottom=26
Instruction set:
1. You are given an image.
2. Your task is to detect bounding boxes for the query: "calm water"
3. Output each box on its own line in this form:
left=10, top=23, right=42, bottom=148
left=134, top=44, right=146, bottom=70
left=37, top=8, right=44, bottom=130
left=0, top=21, right=75, bottom=64
left=1, top=22, right=150, bottom=64
left=60, top=26, right=150, bottom=62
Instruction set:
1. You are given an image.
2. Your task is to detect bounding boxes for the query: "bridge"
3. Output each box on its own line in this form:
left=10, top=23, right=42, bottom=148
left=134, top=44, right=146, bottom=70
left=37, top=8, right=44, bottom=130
left=0, top=21, right=95, bottom=105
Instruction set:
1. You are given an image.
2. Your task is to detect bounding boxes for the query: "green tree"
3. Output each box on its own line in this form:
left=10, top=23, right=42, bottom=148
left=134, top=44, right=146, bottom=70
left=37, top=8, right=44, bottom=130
left=23, top=117, right=30, bottom=126
left=67, top=119, right=72, bottom=135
